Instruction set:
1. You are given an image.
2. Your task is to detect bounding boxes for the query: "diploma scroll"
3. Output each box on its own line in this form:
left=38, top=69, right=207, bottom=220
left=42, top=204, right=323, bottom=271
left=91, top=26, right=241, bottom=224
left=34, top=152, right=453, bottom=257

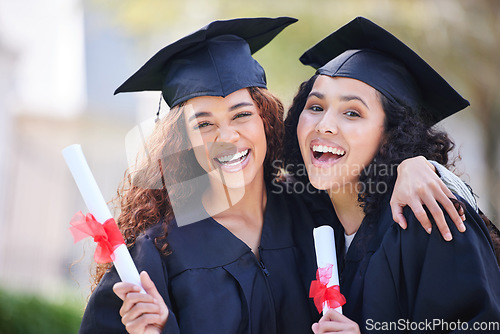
left=63, top=144, right=143, bottom=291
left=312, top=225, right=343, bottom=315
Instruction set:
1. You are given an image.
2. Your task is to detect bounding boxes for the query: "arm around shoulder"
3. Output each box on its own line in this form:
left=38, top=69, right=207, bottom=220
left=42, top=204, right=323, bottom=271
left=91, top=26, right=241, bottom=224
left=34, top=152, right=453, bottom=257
left=399, top=203, right=500, bottom=327
left=428, top=160, right=478, bottom=212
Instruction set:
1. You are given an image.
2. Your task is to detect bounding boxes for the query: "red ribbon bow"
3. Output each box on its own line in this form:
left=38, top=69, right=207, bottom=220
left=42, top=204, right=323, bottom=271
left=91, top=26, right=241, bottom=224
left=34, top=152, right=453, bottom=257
left=309, top=264, right=346, bottom=313
left=69, top=212, right=125, bottom=263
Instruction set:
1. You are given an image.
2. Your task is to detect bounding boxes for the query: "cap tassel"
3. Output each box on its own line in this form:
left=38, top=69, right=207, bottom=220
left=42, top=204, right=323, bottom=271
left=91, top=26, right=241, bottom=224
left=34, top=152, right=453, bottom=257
left=155, top=93, right=162, bottom=123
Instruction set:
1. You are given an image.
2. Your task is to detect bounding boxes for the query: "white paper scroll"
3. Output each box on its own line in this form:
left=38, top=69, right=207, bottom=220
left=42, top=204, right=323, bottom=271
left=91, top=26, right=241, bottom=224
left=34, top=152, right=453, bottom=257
left=62, top=144, right=143, bottom=291
left=313, top=225, right=342, bottom=314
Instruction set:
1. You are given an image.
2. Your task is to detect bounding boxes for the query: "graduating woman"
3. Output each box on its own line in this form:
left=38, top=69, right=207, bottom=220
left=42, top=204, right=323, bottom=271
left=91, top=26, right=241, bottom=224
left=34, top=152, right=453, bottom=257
left=79, top=17, right=477, bottom=334
left=285, top=17, right=500, bottom=333
left=80, top=17, right=325, bottom=334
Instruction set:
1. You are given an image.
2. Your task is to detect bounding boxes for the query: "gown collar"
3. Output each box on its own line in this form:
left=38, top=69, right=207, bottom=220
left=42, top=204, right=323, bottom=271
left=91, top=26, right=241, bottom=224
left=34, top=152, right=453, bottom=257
left=344, top=201, right=394, bottom=262
left=161, top=187, right=295, bottom=272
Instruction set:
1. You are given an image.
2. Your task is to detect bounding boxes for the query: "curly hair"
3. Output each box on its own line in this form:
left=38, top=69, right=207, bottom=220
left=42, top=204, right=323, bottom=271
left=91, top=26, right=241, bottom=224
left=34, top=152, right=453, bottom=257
left=357, top=93, right=455, bottom=214
left=91, top=87, right=284, bottom=289
left=249, top=87, right=285, bottom=184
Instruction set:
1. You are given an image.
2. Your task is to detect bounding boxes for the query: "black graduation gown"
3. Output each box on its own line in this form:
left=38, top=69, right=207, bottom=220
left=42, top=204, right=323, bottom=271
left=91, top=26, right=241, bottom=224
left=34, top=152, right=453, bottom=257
left=334, top=197, right=500, bottom=333
left=78, top=189, right=332, bottom=334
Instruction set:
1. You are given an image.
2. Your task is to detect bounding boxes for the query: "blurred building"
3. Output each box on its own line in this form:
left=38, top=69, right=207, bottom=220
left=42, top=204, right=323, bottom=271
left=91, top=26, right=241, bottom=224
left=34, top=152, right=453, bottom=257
left=0, top=0, right=139, bottom=302
left=0, top=0, right=220, bottom=306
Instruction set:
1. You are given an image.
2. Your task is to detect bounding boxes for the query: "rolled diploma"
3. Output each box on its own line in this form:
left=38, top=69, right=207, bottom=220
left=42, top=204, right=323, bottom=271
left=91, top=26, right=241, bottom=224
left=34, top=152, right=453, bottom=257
left=313, top=225, right=342, bottom=314
left=62, top=144, right=143, bottom=290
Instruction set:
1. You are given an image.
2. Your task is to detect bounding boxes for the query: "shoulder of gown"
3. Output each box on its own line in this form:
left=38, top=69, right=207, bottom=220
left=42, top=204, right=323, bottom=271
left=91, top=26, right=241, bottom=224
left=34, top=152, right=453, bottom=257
left=360, top=196, right=500, bottom=330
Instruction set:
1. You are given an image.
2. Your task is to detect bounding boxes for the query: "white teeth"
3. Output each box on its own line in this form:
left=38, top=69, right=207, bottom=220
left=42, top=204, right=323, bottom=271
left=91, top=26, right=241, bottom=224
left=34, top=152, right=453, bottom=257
left=217, top=149, right=249, bottom=164
left=312, top=145, right=345, bottom=156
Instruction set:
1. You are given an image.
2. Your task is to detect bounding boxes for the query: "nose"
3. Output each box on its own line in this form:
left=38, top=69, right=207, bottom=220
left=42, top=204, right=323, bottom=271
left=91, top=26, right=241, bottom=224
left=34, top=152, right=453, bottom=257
left=217, top=124, right=240, bottom=143
left=315, top=110, right=338, bottom=135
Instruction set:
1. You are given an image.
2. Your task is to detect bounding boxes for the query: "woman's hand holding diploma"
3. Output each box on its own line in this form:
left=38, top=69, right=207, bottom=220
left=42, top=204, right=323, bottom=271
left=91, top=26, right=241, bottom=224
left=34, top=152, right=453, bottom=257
left=312, top=309, right=360, bottom=334
left=113, top=271, right=169, bottom=334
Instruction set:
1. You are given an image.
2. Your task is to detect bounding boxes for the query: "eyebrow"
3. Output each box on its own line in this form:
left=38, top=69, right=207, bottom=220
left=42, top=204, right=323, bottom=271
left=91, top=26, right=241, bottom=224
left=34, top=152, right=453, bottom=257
left=340, top=95, right=369, bottom=109
left=308, top=91, right=369, bottom=109
left=187, top=102, right=254, bottom=122
left=188, top=111, right=212, bottom=122
left=229, top=102, right=254, bottom=111
left=308, top=91, right=324, bottom=100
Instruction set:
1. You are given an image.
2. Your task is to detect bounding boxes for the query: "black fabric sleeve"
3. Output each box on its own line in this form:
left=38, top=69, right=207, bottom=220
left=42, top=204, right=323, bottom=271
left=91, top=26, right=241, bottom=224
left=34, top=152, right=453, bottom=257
left=79, top=232, right=179, bottom=334
left=362, top=200, right=500, bottom=333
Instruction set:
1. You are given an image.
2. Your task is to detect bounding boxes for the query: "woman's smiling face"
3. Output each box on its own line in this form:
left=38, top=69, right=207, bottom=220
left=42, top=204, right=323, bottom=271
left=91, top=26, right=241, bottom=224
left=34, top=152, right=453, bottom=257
left=183, top=88, right=267, bottom=189
left=297, top=75, right=386, bottom=191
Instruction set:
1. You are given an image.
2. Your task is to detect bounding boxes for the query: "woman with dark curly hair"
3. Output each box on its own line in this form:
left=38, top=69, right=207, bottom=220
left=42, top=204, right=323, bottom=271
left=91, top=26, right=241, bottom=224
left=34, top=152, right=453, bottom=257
left=285, top=17, right=500, bottom=333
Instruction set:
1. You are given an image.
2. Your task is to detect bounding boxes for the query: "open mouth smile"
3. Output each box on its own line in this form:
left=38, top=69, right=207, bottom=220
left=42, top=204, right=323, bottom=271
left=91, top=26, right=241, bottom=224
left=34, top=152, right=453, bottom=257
left=311, top=144, right=346, bottom=167
left=213, top=149, right=251, bottom=171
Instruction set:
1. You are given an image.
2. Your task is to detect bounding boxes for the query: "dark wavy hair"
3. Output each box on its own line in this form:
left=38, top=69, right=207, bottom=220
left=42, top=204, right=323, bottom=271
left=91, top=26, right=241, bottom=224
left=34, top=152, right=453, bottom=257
left=91, top=87, right=284, bottom=289
left=285, top=74, right=500, bottom=265
left=359, top=93, right=455, bottom=213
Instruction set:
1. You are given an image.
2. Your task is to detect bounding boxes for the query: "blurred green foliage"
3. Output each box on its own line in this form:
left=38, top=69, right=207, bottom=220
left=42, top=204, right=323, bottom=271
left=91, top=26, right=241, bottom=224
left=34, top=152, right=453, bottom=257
left=0, top=288, right=82, bottom=334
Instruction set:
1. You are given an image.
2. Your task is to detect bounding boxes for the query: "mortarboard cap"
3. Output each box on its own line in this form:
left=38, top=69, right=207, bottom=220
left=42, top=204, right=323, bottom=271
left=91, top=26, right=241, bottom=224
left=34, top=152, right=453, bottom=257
left=299, top=16, right=469, bottom=123
left=115, top=17, right=297, bottom=107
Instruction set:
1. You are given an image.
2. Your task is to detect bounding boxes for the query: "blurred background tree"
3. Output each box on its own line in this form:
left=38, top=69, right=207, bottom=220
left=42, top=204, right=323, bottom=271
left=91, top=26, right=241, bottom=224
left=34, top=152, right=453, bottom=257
left=0, top=288, right=81, bottom=334
left=91, top=0, right=499, bottom=222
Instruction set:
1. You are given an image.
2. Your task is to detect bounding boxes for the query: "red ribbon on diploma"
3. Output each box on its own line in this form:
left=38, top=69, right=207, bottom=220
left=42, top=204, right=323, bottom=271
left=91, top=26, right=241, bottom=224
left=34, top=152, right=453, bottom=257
left=309, top=264, right=346, bottom=313
left=69, top=212, right=125, bottom=263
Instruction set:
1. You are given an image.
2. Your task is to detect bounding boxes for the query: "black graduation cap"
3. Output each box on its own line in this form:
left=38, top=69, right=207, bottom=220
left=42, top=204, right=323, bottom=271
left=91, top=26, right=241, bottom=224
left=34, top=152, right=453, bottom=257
left=115, top=17, right=297, bottom=107
left=299, top=16, right=469, bottom=123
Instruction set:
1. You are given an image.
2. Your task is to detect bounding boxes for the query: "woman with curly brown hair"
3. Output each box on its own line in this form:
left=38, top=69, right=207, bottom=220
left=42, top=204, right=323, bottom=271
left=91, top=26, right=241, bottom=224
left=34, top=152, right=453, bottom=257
left=79, top=17, right=327, bottom=334
left=285, top=17, right=500, bottom=333
left=79, top=17, right=479, bottom=334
